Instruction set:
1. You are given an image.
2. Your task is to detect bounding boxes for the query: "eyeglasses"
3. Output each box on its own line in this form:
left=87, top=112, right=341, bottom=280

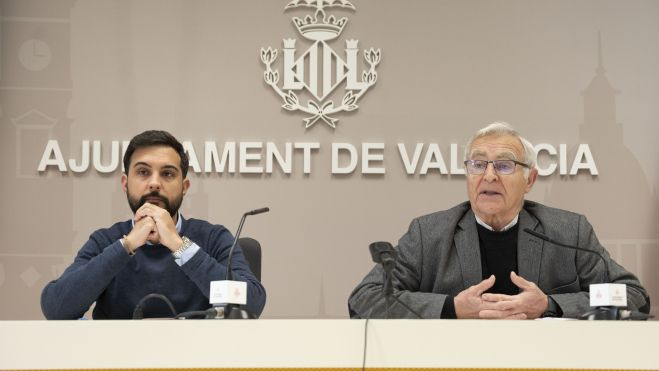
left=464, top=159, right=530, bottom=175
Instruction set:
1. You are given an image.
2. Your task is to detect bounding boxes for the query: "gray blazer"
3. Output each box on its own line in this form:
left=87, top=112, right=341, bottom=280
left=348, top=200, right=650, bottom=318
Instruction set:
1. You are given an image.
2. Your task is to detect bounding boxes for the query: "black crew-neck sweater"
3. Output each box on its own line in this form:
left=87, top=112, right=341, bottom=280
left=477, top=222, right=519, bottom=295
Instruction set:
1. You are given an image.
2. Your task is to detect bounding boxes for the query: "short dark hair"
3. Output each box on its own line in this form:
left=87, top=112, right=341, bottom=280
left=123, top=130, right=189, bottom=178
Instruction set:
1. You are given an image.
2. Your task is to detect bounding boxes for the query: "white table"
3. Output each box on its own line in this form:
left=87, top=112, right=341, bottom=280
left=1, top=319, right=657, bottom=370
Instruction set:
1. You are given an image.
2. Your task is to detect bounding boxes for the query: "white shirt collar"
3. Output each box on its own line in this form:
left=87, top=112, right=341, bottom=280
left=474, top=214, right=519, bottom=232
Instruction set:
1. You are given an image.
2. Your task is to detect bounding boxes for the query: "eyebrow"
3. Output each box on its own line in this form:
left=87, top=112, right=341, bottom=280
left=496, top=151, right=517, bottom=161
left=469, top=150, right=487, bottom=158
left=469, top=150, right=518, bottom=160
left=132, top=162, right=152, bottom=169
left=161, top=165, right=180, bottom=172
left=132, top=162, right=180, bottom=172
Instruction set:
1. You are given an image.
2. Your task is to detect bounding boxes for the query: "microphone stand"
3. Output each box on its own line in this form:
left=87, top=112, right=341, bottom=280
left=221, top=207, right=269, bottom=320
left=581, top=306, right=620, bottom=320
left=383, top=262, right=394, bottom=319
left=369, top=242, right=422, bottom=319
left=383, top=270, right=422, bottom=319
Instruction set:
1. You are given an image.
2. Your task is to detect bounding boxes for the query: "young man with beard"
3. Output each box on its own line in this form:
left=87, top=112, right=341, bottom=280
left=348, top=122, right=650, bottom=319
left=41, top=130, right=265, bottom=319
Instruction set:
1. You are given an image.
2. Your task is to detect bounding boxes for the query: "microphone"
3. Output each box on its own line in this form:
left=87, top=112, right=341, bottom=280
left=523, top=228, right=626, bottom=320
left=209, top=207, right=269, bottom=319
left=369, top=242, right=396, bottom=299
left=245, top=207, right=270, bottom=216
left=368, top=241, right=422, bottom=319
left=369, top=241, right=397, bottom=274
left=225, top=207, right=269, bottom=281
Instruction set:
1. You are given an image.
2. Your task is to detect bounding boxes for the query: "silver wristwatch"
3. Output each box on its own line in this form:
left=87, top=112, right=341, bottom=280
left=172, top=236, right=193, bottom=259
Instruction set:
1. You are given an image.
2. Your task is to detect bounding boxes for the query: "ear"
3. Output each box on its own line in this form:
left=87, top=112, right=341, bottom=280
left=182, top=178, right=191, bottom=196
left=524, top=168, right=538, bottom=193
left=121, top=173, right=128, bottom=193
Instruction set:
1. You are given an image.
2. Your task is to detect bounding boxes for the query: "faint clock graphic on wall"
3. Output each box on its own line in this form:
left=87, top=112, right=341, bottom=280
left=0, top=0, right=77, bottom=319
left=18, top=39, right=52, bottom=72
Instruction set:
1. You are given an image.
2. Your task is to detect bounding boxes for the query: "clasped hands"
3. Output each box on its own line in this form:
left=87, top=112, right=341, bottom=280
left=123, top=203, right=183, bottom=253
left=454, top=272, right=548, bottom=319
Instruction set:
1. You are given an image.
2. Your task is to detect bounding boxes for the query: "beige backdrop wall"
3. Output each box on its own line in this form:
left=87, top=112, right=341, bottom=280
left=1, top=0, right=657, bottom=319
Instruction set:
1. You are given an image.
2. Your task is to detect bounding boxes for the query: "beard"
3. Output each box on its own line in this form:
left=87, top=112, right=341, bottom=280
left=127, top=190, right=183, bottom=218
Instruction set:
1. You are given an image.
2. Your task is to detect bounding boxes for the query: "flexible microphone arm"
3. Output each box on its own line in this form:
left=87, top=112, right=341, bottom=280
left=523, top=228, right=629, bottom=320
left=523, top=228, right=610, bottom=282
left=226, top=207, right=270, bottom=281
left=174, top=307, right=221, bottom=320
left=132, top=293, right=178, bottom=319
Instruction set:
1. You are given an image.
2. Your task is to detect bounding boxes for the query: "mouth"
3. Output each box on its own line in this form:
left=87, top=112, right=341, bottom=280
left=145, top=197, right=165, bottom=205
left=479, top=190, right=502, bottom=197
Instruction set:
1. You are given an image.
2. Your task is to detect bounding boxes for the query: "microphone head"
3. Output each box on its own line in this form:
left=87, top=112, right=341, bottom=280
left=245, top=207, right=270, bottom=216
left=369, top=241, right=397, bottom=264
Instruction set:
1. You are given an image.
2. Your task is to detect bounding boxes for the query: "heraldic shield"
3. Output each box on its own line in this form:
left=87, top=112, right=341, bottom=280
left=261, top=0, right=382, bottom=129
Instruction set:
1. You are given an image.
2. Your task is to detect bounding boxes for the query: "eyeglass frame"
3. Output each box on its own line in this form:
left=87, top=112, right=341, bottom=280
left=463, top=159, right=530, bottom=175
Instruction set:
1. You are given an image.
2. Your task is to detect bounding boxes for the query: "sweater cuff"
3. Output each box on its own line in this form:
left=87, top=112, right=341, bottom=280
left=441, top=296, right=457, bottom=319
left=542, top=296, right=563, bottom=318
left=174, top=242, right=200, bottom=266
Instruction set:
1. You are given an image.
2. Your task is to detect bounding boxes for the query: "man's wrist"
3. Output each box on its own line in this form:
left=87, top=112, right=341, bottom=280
left=441, top=296, right=457, bottom=319
left=542, top=296, right=562, bottom=318
left=172, top=236, right=193, bottom=259
left=121, top=235, right=135, bottom=256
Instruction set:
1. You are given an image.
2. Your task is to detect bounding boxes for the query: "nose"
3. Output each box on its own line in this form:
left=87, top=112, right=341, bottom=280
left=147, top=174, right=162, bottom=191
left=483, top=162, right=498, bottom=182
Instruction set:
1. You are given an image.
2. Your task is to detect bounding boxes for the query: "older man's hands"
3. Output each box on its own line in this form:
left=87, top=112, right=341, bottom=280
left=454, top=272, right=548, bottom=319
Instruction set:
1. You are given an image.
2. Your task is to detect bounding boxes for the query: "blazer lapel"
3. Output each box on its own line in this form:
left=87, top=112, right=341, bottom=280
left=517, top=208, right=543, bottom=283
left=455, top=209, right=482, bottom=287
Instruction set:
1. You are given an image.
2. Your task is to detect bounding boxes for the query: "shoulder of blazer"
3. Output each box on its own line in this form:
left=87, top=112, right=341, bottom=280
left=522, top=200, right=584, bottom=238
left=413, top=201, right=472, bottom=236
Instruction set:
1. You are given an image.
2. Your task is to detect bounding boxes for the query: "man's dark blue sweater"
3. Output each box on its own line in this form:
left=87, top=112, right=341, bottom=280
left=41, top=217, right=266, bottom=319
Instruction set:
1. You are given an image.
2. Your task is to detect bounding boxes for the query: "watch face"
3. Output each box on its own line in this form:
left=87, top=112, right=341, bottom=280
left=19, top=39, right=52, bottom=72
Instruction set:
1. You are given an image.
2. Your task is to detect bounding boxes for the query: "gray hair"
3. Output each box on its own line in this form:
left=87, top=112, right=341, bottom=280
left=464, top=122, right=537, bottom=178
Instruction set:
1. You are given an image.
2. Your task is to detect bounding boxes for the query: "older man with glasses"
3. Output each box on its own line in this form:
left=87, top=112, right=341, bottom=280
left=348, top=122, right=650, bottom=319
